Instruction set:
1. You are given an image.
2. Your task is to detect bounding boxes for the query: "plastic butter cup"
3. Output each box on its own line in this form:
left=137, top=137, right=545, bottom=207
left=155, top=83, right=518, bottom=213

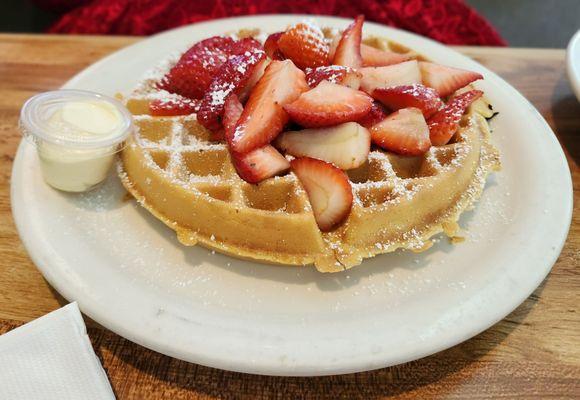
left=20, top=90, right=133, bottom=192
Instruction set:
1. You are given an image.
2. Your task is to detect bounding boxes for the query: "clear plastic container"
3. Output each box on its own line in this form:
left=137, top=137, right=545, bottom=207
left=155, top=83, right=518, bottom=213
left=20, top=90, right=134, bottom=192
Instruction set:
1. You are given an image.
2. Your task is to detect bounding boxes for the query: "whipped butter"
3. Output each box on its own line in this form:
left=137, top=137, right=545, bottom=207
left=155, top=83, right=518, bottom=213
left=20, top=90, right=133, bottom=192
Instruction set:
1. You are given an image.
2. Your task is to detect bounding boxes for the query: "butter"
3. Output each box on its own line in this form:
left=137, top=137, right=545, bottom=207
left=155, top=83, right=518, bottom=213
left=58, top=100, right=121, bottom=136
left=38, top=142, right=115, bottom=192
left=20, top=90, right=133, bottom=193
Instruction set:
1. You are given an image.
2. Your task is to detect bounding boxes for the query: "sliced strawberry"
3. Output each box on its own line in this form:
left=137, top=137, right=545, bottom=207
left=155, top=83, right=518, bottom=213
left=230, top=146, right=290, bottom=184
left=284, top=81, right=373, bottom=128
left=264, top=32, right=285, bottom=60
left=237, top=59, right=270, bottom=102
left=305, top=65, right=362, bottom=89
left=328, top=34, right=341, bottom=60
left=372, top=84, right=444, bottom=118
left=215, top=94, right=241, bottom=143
left=277, top=22, right=329, bottom=69
left=428, top=90, right=483, bottom=146
left=149, top=97, right=201, bottom=116
left=159, top=36, right=236, bottom=99
left=333, top=15, right=364, bottom=68
left=224, top=95, right=290, bottom=183
left=359, top=60, right=422, bottom=94
left=361, top=44, right=410, bottom=67
left=419, top=61, right=483, bottom=97
left=370, top=107, right=431, bottom=155
left=223, top=94, right=244, bottom=135
left=231, top=60, right=309, bottom=153
left=276, top=122, right=370, bottom=170
left=291, top=157, right=353, bottom=231
left=209, top=130, right=226, bottom=142
left=197, top=50, right=266, bottom=131
left=357, top=101, right=389, bottom=128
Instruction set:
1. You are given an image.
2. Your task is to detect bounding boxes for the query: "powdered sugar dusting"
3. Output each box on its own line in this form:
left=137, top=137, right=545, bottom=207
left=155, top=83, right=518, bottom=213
left=134, top=51, right=181, bottom=95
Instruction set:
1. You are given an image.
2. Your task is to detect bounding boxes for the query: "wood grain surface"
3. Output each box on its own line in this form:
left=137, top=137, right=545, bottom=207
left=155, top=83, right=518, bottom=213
left=0, top=34, right=578, bottom=399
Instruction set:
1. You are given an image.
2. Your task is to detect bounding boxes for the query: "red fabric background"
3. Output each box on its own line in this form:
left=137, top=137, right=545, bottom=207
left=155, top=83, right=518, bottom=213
left=37, top=0, right=506, bottom=46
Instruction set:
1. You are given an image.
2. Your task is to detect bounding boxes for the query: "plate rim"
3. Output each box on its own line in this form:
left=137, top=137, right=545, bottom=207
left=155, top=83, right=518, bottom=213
left=11, top=15, right=574, bottom=376
left=566, top=29, right=580, bottom=100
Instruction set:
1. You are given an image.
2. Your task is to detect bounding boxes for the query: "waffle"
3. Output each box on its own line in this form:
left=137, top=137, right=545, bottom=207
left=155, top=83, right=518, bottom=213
left=118, top=30, right=500, bottom=272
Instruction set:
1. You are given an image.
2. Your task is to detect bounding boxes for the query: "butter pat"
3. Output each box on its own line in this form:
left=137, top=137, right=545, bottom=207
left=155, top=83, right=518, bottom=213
left=59, top=101, right=121, bottom=136
left=38, top=142, right=115, bottom=192
left=20, top=90, right=133, bottom=192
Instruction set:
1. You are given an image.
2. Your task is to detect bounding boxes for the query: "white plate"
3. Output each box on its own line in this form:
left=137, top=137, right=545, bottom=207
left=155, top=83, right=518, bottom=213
left=567, top=30, right=580, bottom=101
left=11, top=15, right=573, bottom=376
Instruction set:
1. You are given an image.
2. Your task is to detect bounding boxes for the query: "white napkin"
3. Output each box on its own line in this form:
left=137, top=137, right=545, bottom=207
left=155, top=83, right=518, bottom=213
left=0, top=302, right=115, bottom=400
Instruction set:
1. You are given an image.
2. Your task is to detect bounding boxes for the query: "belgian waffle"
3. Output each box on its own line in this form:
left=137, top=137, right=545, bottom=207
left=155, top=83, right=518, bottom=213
left=118, top=29, right=500, bottom=272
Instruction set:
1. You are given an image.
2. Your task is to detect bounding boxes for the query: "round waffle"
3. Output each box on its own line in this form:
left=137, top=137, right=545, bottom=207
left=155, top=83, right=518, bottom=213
left=118, top=30, right=500, bottom=272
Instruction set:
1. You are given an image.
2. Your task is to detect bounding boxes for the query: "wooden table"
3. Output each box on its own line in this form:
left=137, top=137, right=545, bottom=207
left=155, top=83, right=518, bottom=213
left=0, top=34, right=578, bottom=399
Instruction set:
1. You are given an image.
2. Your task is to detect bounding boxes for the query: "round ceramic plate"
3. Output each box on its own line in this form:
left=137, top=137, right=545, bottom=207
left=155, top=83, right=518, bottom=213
left=11, top=15, right=573, bottom=376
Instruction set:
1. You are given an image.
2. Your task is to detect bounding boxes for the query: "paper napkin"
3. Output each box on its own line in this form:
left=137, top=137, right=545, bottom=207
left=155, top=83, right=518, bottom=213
left=0, top=302, right=115, bottom=399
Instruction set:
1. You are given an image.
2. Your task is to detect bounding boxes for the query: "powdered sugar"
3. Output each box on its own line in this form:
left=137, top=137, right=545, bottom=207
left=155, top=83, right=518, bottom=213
left=134, top=52, right=181, bottom=95
left=208, top=83, right=236, bottom=107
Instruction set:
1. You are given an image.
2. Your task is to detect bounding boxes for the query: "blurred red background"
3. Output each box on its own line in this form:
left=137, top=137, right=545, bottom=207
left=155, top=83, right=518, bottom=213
left=31, top=0, right=506, bottom=46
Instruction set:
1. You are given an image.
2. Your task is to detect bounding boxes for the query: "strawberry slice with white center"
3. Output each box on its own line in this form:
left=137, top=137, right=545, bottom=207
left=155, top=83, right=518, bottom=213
left=333, top=15, right=364, bottom=68
left=277, top=22, right=329, bottom=69
left=291, top=157, right=353, bottom=232
left=237, top=59, right=270, bottom=102
left=229, top=146, right=291, bottom=184
left=197, top=50, right=267, bottom=131
left=276, top=122, right=370, bottom=170
left=328, top=34, right=341, bottom=60
left=223, top=95, right=290, bottom=183
left=284, top=81, right=373, bottom=128
left=359, top=60, right=422, bottom=94
left=428, top=90, right=483, bottom=146
left=357, top=101, right=389, bottom=128
left=231, top=60, right=309, bottom=153
left=264, top=32, right=285, bottom=60
left=305, top=65, right=362, bottom=89
left=361, top=44, right=410, bottom=67
left=223, top=94, right=244, bottom=133
left=372, top=84, right=444, bottom=118
left=370, top=107, right=431, bottom=155
left=419, top=61, right=483, bottom=97
left=149, top=97, right=201, bottom=116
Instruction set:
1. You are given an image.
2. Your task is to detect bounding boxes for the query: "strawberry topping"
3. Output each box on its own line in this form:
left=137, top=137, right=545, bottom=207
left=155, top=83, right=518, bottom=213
left=372, top=84, right=444, bottom=118
left=333, top=15, right=364, bottom=69
left=361, top=44, right=410, bottom=67
left=197, top=50, right=266, bottom=131
left=276, top=122, right=370, bottom=170
left=305, top=65, right=362, bottom=89
left=158, top=36, right=237, bottom=99
left=357, top=101, right=389, bottom=128
left=291, top=157, right=353, bottom=231
left=278, top=23, right=329, bottom=69
left=428, top=89, right=483, bottom=145
left=419, top=61, right=483, bottom=97
left=370, top=107, right=431, bottom=155
left=224, top=95, right=290, bottom=184
left=231, top=60, right=309, bottom=153
left=359, top=60, right=422, bottom=94
left=264, top=32, right=285, bottom=60
left=284, top=81, right=373, bottom=128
